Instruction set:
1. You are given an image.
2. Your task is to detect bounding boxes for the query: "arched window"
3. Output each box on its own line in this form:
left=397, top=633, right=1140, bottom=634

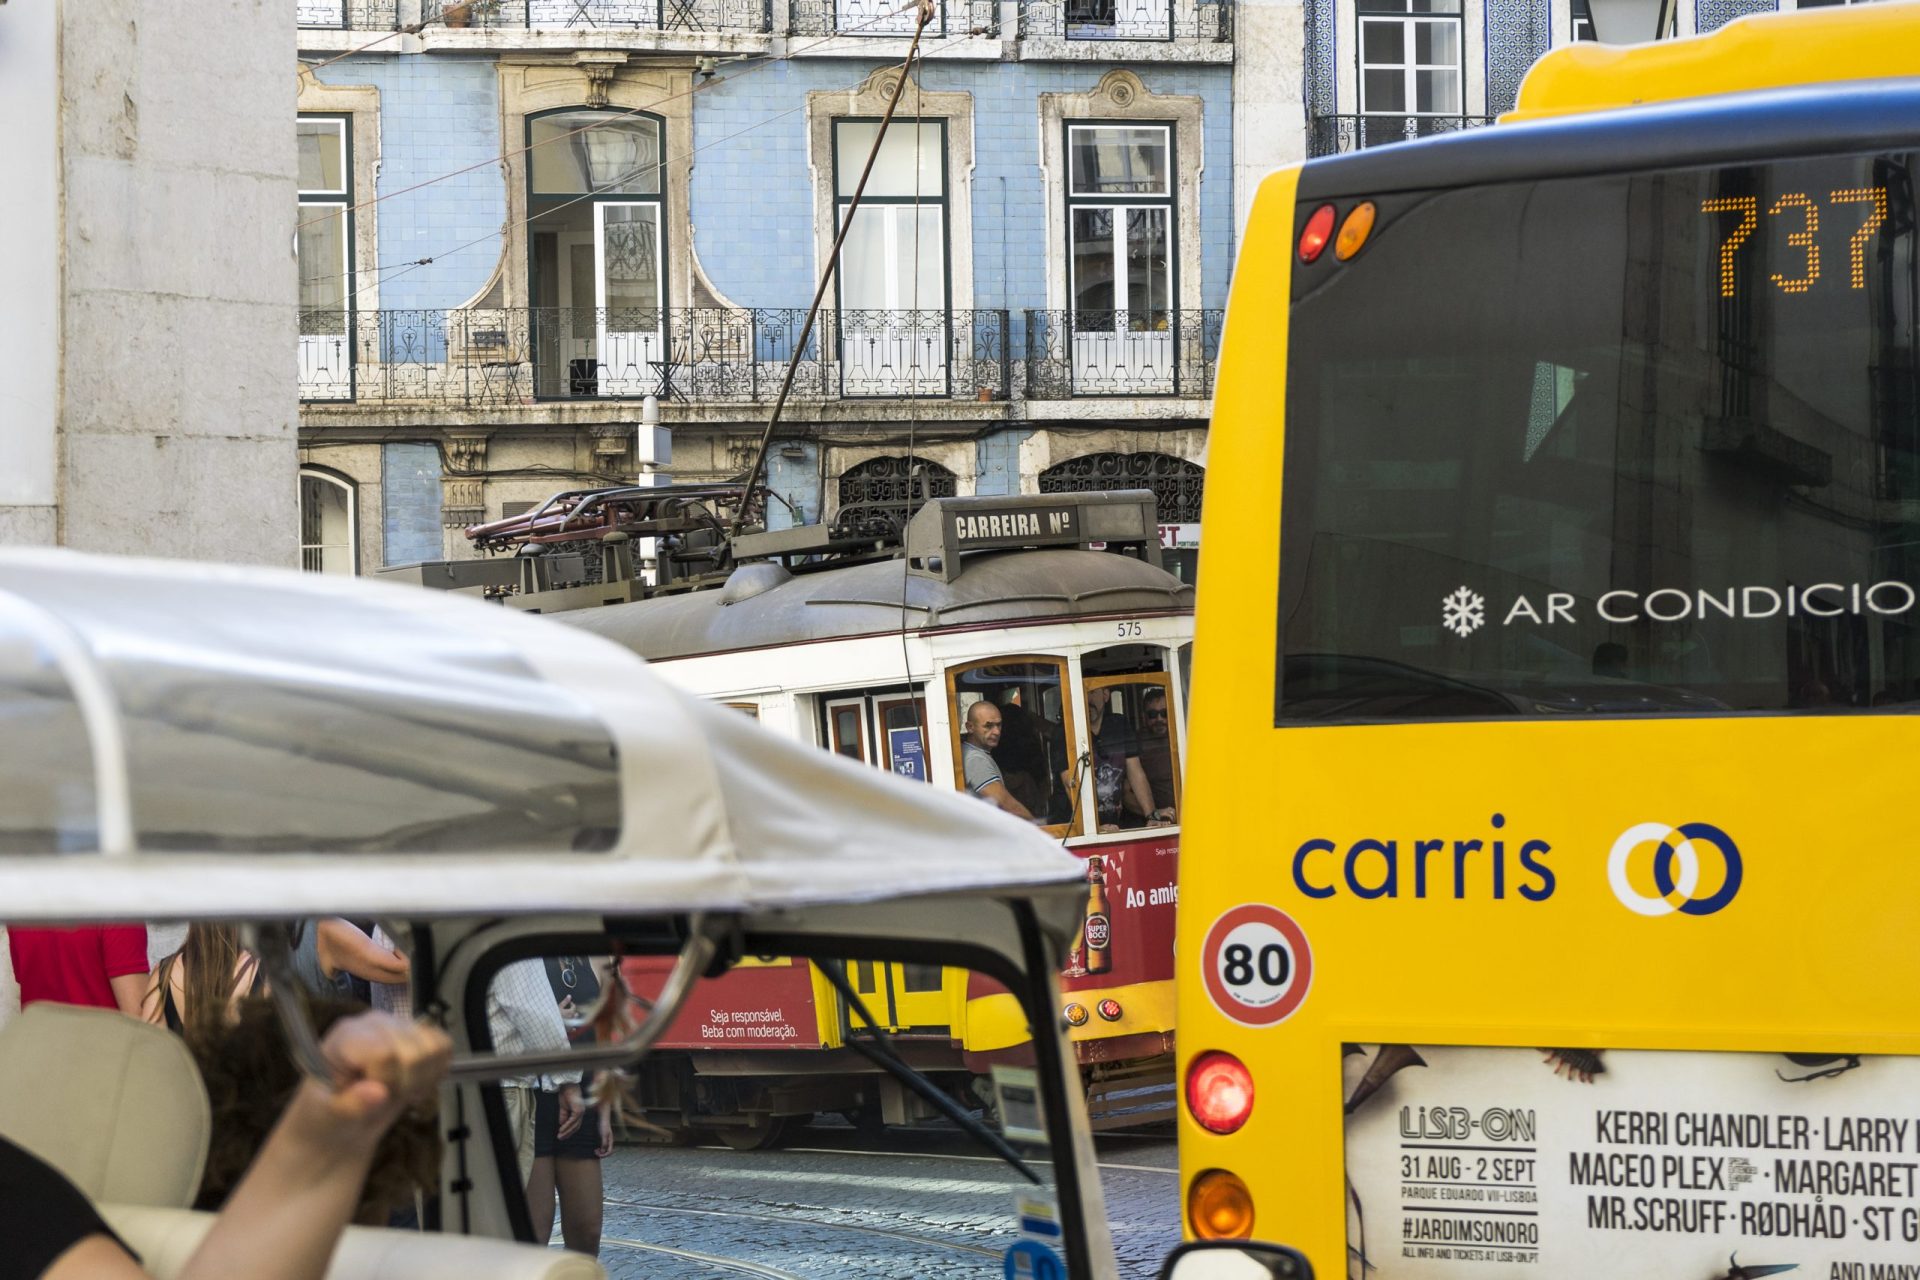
left=299, top=468, right=358, bottom=574
left=833, top=455, right=958, bottom=539
left=1039, top=451, right=1203, bottom=523
left=527, top=108, right=667, bottom=400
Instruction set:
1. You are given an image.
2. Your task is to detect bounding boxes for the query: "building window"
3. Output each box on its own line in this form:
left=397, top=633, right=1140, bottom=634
left=300, top=469, right=358, bottom=574
left=1570, top=0, right=1596, bottom=39
left=831, top=120, right=951, bottom=397
left=297, top=115, right=353, bottom=401
left=527, top=109, right=667, bottom=400
left=1357, top=0, right=1464, bottom=146
left=834, top=456, right=957, bottom=539
left=1066, top=123, right=1176, bottom=395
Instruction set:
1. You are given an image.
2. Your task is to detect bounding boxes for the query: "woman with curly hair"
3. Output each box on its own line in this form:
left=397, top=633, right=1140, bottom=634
left=189, top=998, right=442, bottom=1226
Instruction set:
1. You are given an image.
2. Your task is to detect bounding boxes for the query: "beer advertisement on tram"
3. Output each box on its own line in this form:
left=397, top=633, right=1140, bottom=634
left=1063, top=837, right=1179, bottom=989
left=1342, top=1042, right=1920, bottom=1278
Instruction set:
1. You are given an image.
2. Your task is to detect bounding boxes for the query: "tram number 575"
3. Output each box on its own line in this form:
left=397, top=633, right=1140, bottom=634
left=1116, top=619, right=1142, bottom=638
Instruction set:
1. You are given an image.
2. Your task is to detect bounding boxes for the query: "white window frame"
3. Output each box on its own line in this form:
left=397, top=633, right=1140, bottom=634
left=1357, top=10, right=1465, bottom=123
left=526, top=109, right=669, bottom=399
left=831, top=118, right=952, bottom=398
left=297, top=116, right=354, bottom=403
left=298, top=468, right=359, bottom=575
left=1064, top=122, right=1177, bottom=396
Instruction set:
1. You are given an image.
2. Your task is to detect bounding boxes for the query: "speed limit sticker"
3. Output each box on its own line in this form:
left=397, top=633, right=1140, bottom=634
left=1201, top=904, right=1313, bottom=1027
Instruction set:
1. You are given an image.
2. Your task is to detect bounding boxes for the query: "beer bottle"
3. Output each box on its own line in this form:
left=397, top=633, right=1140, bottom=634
left=1084, top=855, right=1112, bottom=975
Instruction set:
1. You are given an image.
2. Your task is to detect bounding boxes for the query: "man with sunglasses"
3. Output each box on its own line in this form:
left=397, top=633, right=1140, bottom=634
left=1130, top=688, right=1178, bottom=825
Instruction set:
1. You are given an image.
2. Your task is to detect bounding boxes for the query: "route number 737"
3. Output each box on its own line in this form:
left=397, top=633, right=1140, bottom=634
left=1701, top=187, right=1890, bottom=298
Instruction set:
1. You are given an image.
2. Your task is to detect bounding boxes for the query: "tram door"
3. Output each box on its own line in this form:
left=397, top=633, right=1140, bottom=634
left=819, top=691, right=946, bottom=1030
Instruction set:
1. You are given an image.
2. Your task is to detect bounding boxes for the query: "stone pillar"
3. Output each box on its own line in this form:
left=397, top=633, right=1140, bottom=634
left=1232, top=0, right=1309, bottom=238
left=0, top=1, right=298, bottom=563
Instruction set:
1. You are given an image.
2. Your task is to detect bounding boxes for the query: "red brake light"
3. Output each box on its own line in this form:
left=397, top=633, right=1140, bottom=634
left=1187, top=1050, right=1254, bottom=1135
left=1298, top=204, right=1337, bottom=263
left=1096, top=998, right=1123, bottom=1022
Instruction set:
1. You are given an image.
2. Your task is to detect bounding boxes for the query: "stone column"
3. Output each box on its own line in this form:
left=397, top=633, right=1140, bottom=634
left=0, top=1, right=298, bottom=563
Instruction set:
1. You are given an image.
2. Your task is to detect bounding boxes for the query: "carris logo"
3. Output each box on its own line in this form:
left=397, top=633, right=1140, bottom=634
left=1607, top=822, right=1743, bottom=917
left=1291, top=813, right=1554, bottom=902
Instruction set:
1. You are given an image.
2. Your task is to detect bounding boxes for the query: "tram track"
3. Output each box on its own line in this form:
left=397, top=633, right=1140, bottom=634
left=600, top=1236, right=808, bottom=1280
left=601, top=1195, right=1003, bottom=1258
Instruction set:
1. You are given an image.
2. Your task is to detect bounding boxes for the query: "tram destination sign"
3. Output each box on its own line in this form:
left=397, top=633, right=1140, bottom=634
left=950, top=505, right=1080, bottom=550
left=905, top=493, right=1161, bottom=580
left=1342, top=1043, right=1920, bottom=1277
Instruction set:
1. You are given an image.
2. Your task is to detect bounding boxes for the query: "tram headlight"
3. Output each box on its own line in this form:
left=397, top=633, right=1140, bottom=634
left=1186, top=1050, right=1254, bottom=1135
left=1188, top=1168, right=1256, bottom=1240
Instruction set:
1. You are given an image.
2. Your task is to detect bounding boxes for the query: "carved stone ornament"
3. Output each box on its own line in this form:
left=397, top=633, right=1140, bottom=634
left=1096, top=69, right=1147, bottom=110
left=443, top=434, right=491, bottom=528
left=573, top=52, right=629, bottom=109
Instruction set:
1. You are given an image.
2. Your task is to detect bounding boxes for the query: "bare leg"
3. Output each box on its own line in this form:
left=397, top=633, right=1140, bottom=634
left=525, top=1155, right=558, bottom=1246
left=553, top=1156, right=605, bottom=1256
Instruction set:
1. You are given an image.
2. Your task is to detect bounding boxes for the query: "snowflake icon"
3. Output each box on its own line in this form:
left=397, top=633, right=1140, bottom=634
left=1441, top=586, right=1486, bottom=638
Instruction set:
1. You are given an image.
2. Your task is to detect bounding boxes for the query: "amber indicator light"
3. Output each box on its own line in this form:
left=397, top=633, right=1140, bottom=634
left=1298, top=204, right=1337, bottom=262
left=1335, top=201, right=1377, bottom=261
left=1188, top=1168, right=1256, bottom=1239
left=1063, top=1003, right=1090, bottom=1027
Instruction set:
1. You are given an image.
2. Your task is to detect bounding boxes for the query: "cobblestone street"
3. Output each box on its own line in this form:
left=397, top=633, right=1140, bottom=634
left=579, top=1123, right=1179, bottom=1280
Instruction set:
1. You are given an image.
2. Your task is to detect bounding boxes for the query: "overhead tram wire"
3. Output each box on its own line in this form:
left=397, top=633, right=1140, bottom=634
left=293, top=0, right=956, bottom=244
left=729, top=0, right=937, bottom=538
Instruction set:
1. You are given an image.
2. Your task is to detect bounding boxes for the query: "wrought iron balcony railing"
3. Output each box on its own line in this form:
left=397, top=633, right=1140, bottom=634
left=298, top=307, right=1011, bottom=405
left=1022, top=309, right=1224, bottom=400
left=1306, top=113, right=1495, bottom=158
left=789, top=0, right=998, bottom=37
left=1017, top=0, right=1230, bottom=42
left=299, top=0, right=771, bottom=32
left=297, top=0, right=398, bottom=27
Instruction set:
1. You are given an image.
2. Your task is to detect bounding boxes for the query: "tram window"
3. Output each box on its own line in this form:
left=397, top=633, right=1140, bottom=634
left=947, top=657, right=1077, bottom=834
left=1082, top=646, right=1182, bottom=831
left=825, top=697, right=870, bottom=763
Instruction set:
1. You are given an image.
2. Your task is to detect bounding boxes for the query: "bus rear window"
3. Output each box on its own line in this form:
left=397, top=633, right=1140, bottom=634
left=1278, top=149, right=1920, bottom=723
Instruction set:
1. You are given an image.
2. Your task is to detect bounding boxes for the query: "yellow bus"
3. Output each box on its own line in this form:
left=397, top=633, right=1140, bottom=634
left=1179, top=6, right=1920, bottom=1277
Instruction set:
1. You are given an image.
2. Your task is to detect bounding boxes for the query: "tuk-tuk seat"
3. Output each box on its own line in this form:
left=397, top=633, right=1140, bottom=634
left=0, top=1003, right=605, bottom=1280
left=101, top=1204, right=608, bottom=1280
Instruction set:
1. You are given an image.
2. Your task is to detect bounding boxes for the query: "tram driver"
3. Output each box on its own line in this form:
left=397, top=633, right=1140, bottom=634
left=960, top=700, right=1038, bottom=821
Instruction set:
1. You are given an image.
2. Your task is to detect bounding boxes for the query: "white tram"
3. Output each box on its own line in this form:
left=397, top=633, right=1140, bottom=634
left=427, top=489, right=1196, bottom=1137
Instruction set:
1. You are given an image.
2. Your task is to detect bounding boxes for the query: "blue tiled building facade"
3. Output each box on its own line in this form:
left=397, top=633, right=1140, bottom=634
left=296, top=1, right=1230, bottom=575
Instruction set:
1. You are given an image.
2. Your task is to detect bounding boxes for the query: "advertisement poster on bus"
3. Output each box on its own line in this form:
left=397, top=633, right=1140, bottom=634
left=1343, top=1042, right=1920, bottom=1277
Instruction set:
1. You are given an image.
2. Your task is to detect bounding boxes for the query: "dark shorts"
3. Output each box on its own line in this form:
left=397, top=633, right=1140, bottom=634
left=533, top=1086, right=603, bottom=1160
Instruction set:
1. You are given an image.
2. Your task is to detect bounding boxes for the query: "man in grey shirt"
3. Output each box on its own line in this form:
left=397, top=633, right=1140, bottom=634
left=961, top=700, right=1035, bottom=820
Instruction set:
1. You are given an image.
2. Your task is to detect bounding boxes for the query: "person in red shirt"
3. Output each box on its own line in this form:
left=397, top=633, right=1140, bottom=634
left=8, top=925, right=149, bottom=1016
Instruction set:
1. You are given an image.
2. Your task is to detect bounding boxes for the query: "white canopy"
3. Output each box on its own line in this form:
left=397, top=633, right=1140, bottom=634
left=0, top=549, right=1083, bottom=923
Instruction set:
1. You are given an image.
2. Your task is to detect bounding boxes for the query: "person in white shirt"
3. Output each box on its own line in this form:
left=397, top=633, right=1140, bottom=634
left=485, top=958, right=583, bottom=1186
